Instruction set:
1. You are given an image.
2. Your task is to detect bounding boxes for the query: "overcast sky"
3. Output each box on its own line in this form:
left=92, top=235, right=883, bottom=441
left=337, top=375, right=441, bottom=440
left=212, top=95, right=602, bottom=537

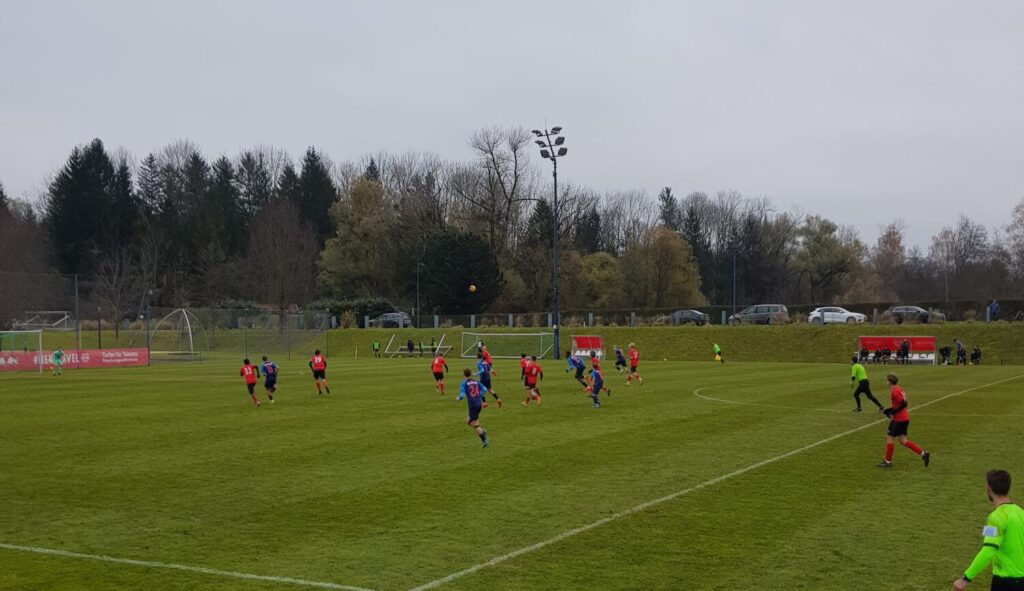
left=2, top=0, right=1022, bottom=248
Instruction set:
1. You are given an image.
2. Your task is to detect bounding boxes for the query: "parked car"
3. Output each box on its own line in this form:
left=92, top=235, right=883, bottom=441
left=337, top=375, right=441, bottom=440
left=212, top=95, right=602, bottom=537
left=728, top=304, right=790, bottom=325
left=881, top=305, right=946, bottom=324
left=807, top=307, right=866, bottom=324
left=367, top=311, right=412, bottom=328
left=657, top=309, right=710, bottom=326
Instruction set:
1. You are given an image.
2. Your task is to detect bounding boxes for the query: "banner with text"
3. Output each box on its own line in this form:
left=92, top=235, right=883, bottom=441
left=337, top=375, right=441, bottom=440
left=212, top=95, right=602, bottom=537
left=0, top=348, right=149, bottom=372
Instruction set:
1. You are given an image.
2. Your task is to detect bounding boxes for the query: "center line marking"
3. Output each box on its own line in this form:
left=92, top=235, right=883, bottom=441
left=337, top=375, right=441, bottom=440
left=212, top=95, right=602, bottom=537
left=406, top=374, right=1024, bottom=591
left=0, top=542, right=376, bottom=591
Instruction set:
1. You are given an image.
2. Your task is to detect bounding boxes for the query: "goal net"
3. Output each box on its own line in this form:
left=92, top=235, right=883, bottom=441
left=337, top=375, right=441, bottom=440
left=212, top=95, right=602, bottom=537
left=150, top=308, right=208, bottom=362
left=460, top=332, right=554, bottom=359
left=384, top=333, right=451, bottom=358
left=0, top=330, right=44, bottom=373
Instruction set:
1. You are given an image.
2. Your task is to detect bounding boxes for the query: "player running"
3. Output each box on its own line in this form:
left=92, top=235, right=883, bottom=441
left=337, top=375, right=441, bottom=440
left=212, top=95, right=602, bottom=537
left=523, top=355, right=543, bottom=406
left=850, top=356, right=882, bottom=413
left=613, top=346, right=627, bottom=373
left=309, top=349, right=330, bottom=395
left=519, top=353, right=531, bottom=383
left=239, top=358, right=262, bottom=407
left=431, top=352, right=449, bottom=395
left=475, top=351, right=502, bottom=408
left=713, top=343, right=724, bottom=363
left=51, top=347, right=64, bottom=376
left=260, top=355, right=277, bottom=403
left=456, top=368, right=489, bottom=448
left=565, top=350, right=588, bottom=389
left=479, top=345, right=497, bottom=376
left=587, top=363, right=611, bottom=407
left=878, top=373, right=930, bottom=468
left=625, top=343, right=642, bottom=386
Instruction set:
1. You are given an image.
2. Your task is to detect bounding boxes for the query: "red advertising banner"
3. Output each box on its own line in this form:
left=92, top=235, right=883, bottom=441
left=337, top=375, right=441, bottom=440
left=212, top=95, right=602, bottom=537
left=0, top=348, right=149, bottom=372
left=857, top=336, right=936, bottom=353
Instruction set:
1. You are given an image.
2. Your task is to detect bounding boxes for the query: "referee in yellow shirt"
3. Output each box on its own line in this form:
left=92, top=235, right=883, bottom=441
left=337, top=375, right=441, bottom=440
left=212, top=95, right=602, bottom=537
left=955, top=470, right=1024, bottom=590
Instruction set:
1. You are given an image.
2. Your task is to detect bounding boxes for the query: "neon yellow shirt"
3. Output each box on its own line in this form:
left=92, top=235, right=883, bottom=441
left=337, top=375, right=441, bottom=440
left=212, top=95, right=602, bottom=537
left=851, top=363, right=867, bottom=382
left=965, top=502, right=1024, bottom=580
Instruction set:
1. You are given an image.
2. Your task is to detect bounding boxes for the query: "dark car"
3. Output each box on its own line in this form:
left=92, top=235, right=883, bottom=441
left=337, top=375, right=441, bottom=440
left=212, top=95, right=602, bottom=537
left=367, top=311, right=412, bottom=328
left=657, top=309, right=710, bottom=326
left=881, top=306, right=945, bottom=324
left=728, top=304, right=790, bottom=325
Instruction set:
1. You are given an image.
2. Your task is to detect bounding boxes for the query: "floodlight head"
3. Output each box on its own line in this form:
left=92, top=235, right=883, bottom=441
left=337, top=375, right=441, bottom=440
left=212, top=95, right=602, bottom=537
left=535, top=140, right=546, bottom=147
left=554, top=136, right=565, bottom=146
left=540, top=149, right=551, bottom=158
left=550, top=126, right=562, bottom=134
left=531, top=129, right=543, bottom=136
left=557, top=147, right=567, bottom=157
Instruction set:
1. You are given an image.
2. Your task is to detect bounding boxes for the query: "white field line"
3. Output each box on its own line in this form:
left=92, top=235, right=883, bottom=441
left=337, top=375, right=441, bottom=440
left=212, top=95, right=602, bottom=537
left=406, top=374, right=1024, bottom=591
left=693, top=387, right=848, bottom=413
left=0, top=542, right=375, bottom=591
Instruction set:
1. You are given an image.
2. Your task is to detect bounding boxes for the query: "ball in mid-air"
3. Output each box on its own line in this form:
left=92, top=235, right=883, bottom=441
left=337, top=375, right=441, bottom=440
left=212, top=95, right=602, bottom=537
left=469, top=284, right=477, bottom=293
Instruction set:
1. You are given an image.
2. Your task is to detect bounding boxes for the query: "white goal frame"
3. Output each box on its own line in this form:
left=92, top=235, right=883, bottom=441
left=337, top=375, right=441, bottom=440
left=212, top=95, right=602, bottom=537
left=460, top=332, right=554, bottom=359
left=384, top=333, right=451, bottom=358
left=0, top=329, right=45, bottom=373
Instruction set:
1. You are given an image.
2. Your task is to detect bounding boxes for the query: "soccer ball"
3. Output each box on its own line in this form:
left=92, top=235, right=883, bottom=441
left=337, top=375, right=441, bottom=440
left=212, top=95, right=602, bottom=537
left=469, top=285, right=477, bottom=293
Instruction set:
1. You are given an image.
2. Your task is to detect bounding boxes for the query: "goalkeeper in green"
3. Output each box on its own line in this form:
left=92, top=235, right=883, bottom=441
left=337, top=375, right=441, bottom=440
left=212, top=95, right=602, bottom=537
left=850, top=356, right=882, bottom=412
left=51, top=348, right=65, bottom=376
left=955, top=469, right=1024, bottom=590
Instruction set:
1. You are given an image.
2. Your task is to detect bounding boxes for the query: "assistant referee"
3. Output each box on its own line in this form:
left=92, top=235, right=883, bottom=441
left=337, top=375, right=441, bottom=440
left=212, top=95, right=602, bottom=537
left=955, top=470, right=1024, bottom=590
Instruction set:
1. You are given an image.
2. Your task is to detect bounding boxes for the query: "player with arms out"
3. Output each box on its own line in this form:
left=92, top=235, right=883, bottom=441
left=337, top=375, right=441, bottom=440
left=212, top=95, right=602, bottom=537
left=456, top=368, right=489, bottom=448
left=850, top=355, right=882, bottom=413
left=878, top=373, right=930, bottom=468
left=476, top=351, right=502, bottom=408
left=239, top=358, right=262, bottom=407
left=613, top=346, right=627, bottom=373
left=260, top=355, right=277, bottom=403
left=565, top=350, right=588, bottom=389
left=625, top=343, right=643, bottom=386
left=309, top=349, right=330, bottom=395
left=479, top=344, right=497, bottom=376
left=523, top=355, right=543, bottom=406
left=431, top=352, right=449, bottom=395
left=51, top=347, right=65, bottom=376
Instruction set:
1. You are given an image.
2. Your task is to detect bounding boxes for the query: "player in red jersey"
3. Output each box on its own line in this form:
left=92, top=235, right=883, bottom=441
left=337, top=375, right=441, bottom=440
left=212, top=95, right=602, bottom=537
left=519, top=353, right=531, bottom=382
left=625, top=343, right=643, bottom=386
left=479, top=345, right=497, bottom=376
left=878, top=373, right=930, bottom=468
left=590, top=350, right=602, bottom=371
left=431, top=353, right=449, bottom=395
left=309, top=349, right=330, bottom=395
left=523, top=355, right=543, bottom=406
left=239, top=358, right=262, bottom=407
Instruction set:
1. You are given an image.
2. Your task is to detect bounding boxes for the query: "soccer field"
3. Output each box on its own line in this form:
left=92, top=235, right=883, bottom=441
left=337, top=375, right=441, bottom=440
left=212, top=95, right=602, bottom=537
left=1, top=358, right=1022, bottom=590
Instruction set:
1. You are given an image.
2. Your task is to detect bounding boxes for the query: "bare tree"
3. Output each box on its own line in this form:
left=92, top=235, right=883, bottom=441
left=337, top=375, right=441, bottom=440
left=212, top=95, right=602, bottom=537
left=93, top=248, right=140, bottom=340
left=248, top=200, right=317, bottom=310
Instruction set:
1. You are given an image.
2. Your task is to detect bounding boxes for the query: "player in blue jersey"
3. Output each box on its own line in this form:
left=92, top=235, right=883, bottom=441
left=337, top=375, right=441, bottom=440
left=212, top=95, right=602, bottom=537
left=475, top=352, right=502, bottom=408
left=565, top=350, right=588, bottom=389
left=260, top=355, right=277, bottom=403
left=613, top=346, right=627, bottom=373
left=587, top=363, right=611, bottom=407
left=456, top=368, right=489, bottom=448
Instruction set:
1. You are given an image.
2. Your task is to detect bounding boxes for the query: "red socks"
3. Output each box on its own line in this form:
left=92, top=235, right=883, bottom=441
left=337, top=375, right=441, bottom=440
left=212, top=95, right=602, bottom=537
left=885, top=443, right=894, bottom=462
left=903, top=441, right=923, bottom=455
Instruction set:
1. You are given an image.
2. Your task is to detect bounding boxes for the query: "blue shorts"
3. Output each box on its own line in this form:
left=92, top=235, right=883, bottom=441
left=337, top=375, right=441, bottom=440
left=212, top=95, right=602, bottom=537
left=480, top=376, right=492, bottom=390
left=264, top=377, right=277, bottom=389
left=592, top=379, right=603, bottom=391
left=468, top=404, right=482, bottom=422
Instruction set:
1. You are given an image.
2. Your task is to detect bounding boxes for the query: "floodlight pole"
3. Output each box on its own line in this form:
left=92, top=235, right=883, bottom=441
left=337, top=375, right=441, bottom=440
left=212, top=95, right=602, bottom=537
left=145, top=288, right=152, bottom=366
left=416, top=261, right=423, bottom=329
left=533, top=126, right=567, bottom=360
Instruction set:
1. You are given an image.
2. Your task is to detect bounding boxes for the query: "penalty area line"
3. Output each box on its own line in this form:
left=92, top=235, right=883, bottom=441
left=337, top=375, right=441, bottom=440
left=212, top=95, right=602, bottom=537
left=0, top=542, right=376, bottom=591
left=406, top=373, right=1024, bottom=591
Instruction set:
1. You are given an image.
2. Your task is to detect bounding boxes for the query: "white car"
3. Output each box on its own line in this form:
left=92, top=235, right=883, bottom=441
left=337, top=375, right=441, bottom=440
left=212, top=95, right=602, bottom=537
left=808, top=307, right=866, bottom=324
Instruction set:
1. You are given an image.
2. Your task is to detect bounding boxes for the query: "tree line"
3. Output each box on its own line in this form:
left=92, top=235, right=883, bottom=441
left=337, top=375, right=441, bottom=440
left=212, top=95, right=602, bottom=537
left=2, top=127, right=1023, bottom=324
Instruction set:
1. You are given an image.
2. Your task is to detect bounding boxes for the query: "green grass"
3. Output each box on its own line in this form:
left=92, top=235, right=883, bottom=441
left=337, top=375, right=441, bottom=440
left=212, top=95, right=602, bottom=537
left=1, top=358, right=1022, bottom=590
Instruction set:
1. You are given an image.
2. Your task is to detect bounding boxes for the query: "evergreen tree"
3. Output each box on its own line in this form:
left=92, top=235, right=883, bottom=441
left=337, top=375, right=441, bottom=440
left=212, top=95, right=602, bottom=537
left=107, top=157, right=141, bottom=251
left=137, top=153, right=163, bottom=216
left=236, top=150, right=273, bottom=220
left=44, top=138, right=117, bottom=275
left=419, top=228, right=502, bottom=313
left=297, top=147, right=337, bottom=243
left=364, top=158, right=381, bottom=182
left=203, top=156, right=245, bottom=257
left=658, top=187, right=680, bottom=231
left=0, top=180, right=8, bottom=212
left=576, top=206, right=602, bottom=254
left=277, top=162, right=301, bottom=204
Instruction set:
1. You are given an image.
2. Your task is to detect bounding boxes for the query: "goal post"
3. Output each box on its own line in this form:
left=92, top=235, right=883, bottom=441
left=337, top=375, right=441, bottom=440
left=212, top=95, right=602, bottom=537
left=0, top=330, right=45, bottom=373
left=460, top=332, right=554, bottom=359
